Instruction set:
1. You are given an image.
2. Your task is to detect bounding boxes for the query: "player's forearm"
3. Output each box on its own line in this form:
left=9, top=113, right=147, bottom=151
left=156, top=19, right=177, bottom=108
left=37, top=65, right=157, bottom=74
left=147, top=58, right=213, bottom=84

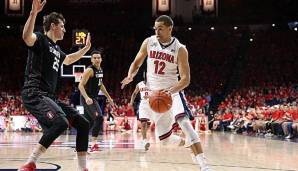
left=169, top=77, right=190, bottom=94
left=78, top=84, right=89, bottom=100
left=22, top=11, right=37, bottom=41
left=64, top=47, right=89, bottom=65
left=127, top=62, right=140, bottom=78
left=130, top=94, right=137, bottom=105
left=101, top=85, right=112, bottom=101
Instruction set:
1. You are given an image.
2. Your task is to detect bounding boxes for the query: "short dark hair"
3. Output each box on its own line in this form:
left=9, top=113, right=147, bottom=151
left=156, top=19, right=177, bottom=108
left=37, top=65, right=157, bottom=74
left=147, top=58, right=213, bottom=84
left=91, top=50, right=102, bottom=57
left=155, top=15, right=174, bottom=27
left=43, top=12, right=65, bottom=32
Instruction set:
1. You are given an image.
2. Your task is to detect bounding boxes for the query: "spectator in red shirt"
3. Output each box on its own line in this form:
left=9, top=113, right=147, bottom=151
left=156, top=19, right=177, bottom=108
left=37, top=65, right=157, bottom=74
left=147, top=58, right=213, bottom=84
left=220, top=110, right=233, bottom=131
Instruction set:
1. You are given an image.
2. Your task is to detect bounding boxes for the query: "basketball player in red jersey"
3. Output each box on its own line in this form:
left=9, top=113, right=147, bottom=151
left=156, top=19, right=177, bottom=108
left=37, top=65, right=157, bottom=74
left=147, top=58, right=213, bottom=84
left=121, top=15, right=211, bottom=170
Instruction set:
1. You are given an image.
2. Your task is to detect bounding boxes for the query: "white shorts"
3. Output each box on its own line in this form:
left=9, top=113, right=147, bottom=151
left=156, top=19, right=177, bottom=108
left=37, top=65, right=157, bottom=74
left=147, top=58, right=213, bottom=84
left=138, top=100, right=151, bottom=122
left=150, top=92, right=190, bottom=140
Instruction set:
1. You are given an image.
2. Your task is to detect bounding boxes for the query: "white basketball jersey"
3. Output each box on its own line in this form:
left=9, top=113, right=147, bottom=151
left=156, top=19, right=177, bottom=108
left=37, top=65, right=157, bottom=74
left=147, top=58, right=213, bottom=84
left=137, top=81, right=150, bottom=100
left=146, top=35, right=184, bottom=90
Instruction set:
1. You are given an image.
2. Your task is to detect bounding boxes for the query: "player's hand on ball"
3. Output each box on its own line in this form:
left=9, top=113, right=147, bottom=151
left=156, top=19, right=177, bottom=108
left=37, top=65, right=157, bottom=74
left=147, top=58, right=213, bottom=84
left=144, top=93, right=150, bottom=99
left=161, top=89, right=173, bottom=96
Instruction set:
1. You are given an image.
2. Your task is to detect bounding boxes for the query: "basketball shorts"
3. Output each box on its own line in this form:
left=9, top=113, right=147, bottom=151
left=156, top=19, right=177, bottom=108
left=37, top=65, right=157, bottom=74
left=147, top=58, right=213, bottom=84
left=21, top=88, right=81, bottom=131
left=138, top=100, right=151, bottom=122
left=150, top=91, right=192, bottom=141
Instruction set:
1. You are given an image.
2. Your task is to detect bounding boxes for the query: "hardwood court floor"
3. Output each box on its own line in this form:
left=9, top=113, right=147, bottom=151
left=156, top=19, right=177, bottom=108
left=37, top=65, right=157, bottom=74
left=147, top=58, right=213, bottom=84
left=0, top=131, right=297, bottom=171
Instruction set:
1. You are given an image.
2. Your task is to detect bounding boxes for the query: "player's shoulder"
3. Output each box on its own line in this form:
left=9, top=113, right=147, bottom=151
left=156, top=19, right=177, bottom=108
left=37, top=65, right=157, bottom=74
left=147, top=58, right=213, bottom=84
left=178, top=44, right=187, bottom=51
left=146, top=35, right=157, bottom=42
left=86, top=65, right=94, bottom=70
left=34, top=32, right=47, bottom=42
left=173, top=37, right=185, bottom=47
left=85, top=67, right=94, bottom=74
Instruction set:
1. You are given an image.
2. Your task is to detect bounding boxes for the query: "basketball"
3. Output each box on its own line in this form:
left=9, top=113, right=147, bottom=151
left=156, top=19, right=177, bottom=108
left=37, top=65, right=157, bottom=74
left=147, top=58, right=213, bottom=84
left=149, top=91, right=172, bottom=113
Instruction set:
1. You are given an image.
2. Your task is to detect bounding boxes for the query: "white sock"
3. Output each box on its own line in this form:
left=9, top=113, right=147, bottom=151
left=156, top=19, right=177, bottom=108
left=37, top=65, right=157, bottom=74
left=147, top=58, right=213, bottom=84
left=77, top=155, right=87, bottom=170
left=27, top=146, right=46, bottom=164
left=195, top=153, right=208, bottom=168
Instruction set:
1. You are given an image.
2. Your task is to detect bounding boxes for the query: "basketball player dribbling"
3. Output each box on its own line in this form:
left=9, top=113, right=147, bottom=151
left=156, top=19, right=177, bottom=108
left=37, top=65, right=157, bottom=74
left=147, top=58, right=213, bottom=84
left=121, top=15, right=211, bottom=171
left=19, top=0, right=91, bottom=170
left=130, top=77, right=151, bottom=151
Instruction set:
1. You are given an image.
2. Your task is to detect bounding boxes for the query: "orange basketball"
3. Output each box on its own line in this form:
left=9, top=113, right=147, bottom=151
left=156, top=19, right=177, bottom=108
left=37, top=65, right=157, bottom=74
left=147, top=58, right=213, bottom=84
left=149, top=91, right=172, bottom=113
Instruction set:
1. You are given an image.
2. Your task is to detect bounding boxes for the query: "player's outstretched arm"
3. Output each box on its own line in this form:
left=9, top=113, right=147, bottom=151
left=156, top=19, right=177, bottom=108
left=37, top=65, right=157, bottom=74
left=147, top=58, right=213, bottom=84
left=22, top=0, right=46, bottom=47
left=63, top=33, right=91, bottom=65
left=129, top=85, right=140, bottom=106
left=121, top=38, right=148, bottom=89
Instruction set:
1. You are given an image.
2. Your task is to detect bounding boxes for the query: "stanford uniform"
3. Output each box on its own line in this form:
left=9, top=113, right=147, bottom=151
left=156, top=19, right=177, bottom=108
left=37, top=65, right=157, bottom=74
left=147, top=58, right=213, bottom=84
left=21, top=32, right=89, bottom=151
left=81, top=65, right=104, bottom=137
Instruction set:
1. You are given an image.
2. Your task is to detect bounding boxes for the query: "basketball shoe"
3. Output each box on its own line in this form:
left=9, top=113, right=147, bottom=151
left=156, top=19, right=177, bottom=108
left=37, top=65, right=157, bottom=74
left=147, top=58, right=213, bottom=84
left=18, top=162, right=36, bottom=171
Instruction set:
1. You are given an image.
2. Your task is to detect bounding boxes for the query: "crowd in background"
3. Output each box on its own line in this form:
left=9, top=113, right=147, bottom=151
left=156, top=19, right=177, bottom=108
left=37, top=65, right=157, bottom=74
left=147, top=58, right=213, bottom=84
left=0, top=3, right=297, bottom=140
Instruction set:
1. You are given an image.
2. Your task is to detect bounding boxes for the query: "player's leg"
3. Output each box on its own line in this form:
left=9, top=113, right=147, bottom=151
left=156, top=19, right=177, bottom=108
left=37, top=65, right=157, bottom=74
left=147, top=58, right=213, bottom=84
left=57, top=100, right=90, bottom=171
left=138, top=101, right=152, bottom=151
left=81, top=98, right=103, bottom=152
left=154, top=111, right=185, bottom=147
left=90, top=100, right=103, bottom=151
left=90, top=114, right=103, bottom=151
left=140, top=119, right=149, bottom=140
left=97, top=96, right=106, bottom=135
left=140, top=119, right=150, bottom=150
left=20, top=91, right=69, bottom=170
left=173, top=92, right=211, bottom=171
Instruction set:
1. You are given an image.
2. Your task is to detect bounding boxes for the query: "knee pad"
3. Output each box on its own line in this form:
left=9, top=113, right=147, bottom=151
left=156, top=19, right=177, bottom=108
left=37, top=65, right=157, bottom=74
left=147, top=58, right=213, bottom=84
left=161, top=134, right=182, bottom=146
left=177, top=117, right=200, bottom=144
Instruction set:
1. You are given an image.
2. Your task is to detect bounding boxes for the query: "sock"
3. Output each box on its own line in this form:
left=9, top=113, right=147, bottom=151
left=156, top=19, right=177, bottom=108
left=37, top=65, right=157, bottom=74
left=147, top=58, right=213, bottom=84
left=77, top=154, right=87, bottom=170
left=27, top=146, right=46, bottom=164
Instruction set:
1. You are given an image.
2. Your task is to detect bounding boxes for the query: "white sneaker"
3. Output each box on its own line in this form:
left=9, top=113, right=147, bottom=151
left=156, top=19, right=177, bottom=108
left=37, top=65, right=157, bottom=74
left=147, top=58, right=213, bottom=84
left=227, top=125, right=234, bottom=129
left=196, top=154, right=212, bottom=171
left=265, top=133, right=273, bottom=137
left=201, top=166, right=212, bottom=171
left=285, top=134, right=293, bottom=139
